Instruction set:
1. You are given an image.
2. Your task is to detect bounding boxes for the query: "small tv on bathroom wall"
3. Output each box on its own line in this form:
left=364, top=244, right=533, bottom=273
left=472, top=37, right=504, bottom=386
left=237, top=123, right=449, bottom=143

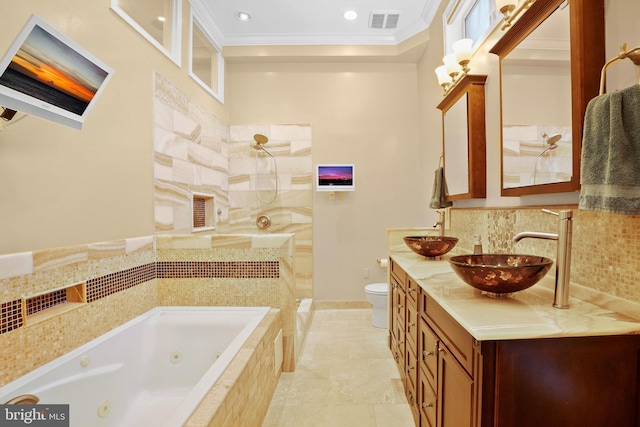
left=316, top=164, right=355, bottom=191
left=0, top=14, right=113, bottom=130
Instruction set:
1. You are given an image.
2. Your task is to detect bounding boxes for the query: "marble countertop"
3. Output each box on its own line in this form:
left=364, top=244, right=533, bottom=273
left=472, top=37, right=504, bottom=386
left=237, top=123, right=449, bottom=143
left=390, top=250, right=640, bottom=342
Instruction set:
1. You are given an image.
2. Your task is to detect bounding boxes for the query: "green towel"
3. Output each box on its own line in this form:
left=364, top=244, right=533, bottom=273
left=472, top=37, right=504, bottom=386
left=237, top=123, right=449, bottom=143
left=429, top=166, right=453, bottom=209
left=579, top=84, right=640, bottom=215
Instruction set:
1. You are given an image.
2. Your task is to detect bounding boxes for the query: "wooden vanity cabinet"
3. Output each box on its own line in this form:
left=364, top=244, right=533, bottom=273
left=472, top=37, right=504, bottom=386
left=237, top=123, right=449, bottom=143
left=419, top=294, right=476, bottom=427
left=389, top=257, right=640, bottom=427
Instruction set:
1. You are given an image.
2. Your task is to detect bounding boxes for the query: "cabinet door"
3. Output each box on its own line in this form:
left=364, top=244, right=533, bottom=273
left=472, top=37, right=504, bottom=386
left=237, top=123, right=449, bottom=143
left=419, top=368, right=437, bottom=427
left=406, top=296, right=418, bottom=352
left=394, top=286, right=406, bottom=382
left=419, top=317, right=438, bottom=389
left=437, top=343, right=474, bottom=427
left=389, top=275, right=400, bottom=343
left=406, top=342, right=420, bottom=425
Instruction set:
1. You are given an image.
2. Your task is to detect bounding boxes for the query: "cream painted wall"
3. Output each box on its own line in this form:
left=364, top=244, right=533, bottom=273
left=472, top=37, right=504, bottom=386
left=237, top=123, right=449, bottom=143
left=227, top=62, right=426, bottom=301
left=0, top=0, right=227, bottom=255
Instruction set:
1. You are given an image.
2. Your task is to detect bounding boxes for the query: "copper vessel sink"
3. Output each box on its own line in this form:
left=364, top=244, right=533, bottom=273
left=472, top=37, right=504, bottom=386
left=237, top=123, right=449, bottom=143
left=449, top=254, right=553, bottom=296
left=403, top=236, right=459, bottom=258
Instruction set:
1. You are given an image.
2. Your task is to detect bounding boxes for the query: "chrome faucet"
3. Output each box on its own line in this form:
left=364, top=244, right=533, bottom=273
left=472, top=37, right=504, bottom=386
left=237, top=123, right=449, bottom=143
left=433, top=210, right=445, bottom=237
left=513, top=209, right=573, bottom=309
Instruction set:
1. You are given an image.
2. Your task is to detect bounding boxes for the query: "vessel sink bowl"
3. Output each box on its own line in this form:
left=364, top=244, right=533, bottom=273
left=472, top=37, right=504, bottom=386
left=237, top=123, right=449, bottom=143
left=448, top=254, right=553, bottom=295
left=403, top=236, right=459, bottom=258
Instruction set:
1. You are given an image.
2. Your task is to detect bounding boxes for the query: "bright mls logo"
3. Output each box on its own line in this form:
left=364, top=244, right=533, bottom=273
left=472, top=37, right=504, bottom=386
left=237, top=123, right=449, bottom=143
left=0, top=405, right=69, bottom=426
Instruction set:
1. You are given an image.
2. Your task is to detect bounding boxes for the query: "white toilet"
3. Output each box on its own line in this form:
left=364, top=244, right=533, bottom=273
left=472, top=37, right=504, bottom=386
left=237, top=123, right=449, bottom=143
left=365, top=283, right=388, bottom=328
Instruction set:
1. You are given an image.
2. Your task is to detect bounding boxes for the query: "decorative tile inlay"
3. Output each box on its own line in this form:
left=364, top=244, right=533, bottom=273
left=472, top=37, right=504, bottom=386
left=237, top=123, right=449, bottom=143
left=26, top=289, right=67, bottom=316
left=157, top=261, right=279, bottom=279
left=1, top=300, right=23, bottom=334
left=86, top=263, right=156, bottom=303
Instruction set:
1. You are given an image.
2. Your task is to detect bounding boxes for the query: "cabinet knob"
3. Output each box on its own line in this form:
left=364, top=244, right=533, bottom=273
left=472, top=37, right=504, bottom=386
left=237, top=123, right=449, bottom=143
left=407, top=322, right=415, bottom=328
left=423, top=350, right=433, bottom=359
left=422, top=402, right=434, bottom=409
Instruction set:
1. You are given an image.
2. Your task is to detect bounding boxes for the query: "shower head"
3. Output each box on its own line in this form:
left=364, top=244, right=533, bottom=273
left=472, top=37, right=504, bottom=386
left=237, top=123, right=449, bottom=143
left=252, top=134, right=269, bottom=150
left=542, top=132, right=562, bottom=148
left=254, top=134, right=268, bottom=145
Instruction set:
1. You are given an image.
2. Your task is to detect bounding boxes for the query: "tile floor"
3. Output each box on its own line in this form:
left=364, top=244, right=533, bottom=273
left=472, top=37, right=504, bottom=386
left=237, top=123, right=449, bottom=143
left=262, top=309, right=414, bottom=427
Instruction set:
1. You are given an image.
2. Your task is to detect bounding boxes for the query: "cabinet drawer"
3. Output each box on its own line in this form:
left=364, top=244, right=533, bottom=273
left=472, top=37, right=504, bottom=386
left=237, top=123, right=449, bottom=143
left=424, top=294, right=475, bottom=375
left=406, top=276, right=419, bottom=307
left=390, top=257, right=407, bottom=286
left=419, top=317, right=438, bottom=389
left=419, top=368, right=437, bottom=427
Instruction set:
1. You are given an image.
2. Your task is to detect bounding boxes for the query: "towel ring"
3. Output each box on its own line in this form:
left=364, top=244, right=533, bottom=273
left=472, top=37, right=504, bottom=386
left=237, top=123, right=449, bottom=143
left=599, top=43, right=640, bottom=95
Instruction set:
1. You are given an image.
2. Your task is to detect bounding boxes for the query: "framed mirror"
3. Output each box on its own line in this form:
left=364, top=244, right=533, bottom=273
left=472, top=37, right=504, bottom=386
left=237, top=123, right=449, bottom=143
left=490, top=0, right=604, bottom=196
left=437, top=74, right=487, bottom=200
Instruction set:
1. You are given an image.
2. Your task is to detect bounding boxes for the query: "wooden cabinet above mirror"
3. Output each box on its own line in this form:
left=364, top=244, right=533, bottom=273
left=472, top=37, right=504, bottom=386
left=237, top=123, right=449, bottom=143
left=437, top=74, right=487, bottom=201
left=490, top=0, right=604, bottom=196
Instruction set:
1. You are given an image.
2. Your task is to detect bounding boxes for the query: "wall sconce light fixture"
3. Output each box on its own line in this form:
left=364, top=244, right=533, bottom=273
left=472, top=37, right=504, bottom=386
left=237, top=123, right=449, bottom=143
left=434, top=38, right=473, bottom=95
left=496, top=0, right=535, bottom=30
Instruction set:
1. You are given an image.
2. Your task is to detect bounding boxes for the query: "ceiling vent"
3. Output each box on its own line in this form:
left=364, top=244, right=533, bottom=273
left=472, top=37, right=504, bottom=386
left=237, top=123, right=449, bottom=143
left=369, top=11, right=400, bottom=29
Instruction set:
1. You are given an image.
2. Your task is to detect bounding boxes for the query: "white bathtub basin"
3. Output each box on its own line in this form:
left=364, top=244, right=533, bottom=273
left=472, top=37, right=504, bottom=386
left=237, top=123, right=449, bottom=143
left=0, top=306, right=269, bottom=427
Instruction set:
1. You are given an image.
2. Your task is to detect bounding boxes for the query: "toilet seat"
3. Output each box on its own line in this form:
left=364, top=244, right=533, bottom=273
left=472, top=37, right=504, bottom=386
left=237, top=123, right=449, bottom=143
left=365, top=283, right=388, bottom=295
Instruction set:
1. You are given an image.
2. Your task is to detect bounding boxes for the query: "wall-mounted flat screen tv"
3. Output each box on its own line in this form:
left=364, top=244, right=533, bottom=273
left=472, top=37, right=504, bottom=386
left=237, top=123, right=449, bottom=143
left=0, top=14, right=112, bottom=130
left=316, top=164, right=355, bottom=191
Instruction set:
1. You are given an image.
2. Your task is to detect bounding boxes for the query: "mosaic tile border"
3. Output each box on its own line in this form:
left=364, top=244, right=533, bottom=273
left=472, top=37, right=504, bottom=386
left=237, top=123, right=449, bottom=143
left=157, top=261, right=280, bottom=279
left=86, top=263, right=156, bottom=303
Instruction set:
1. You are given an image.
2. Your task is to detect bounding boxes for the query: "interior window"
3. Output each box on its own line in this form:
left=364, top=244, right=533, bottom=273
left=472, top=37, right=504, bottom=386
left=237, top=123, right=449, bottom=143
left=443, top=0, right=500, bottom=55
left=190, top=14, right=225, bottom=103
left=464, top=0, right=491, bottom=44
left=111, top=0, right=181, bottom=65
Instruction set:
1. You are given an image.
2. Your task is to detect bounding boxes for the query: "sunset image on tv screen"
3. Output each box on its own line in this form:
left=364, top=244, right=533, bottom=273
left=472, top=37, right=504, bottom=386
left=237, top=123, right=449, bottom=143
left=0, top=24, right=109, bottom=115
left=318, top=166, right=353, bottom=186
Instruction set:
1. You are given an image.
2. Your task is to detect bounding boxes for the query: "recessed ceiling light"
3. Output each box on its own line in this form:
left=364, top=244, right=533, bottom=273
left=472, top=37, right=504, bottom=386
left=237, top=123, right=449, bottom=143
left=235, top=12, right=251, bottom=22
left=157, top=16, right=165, bottom=22
left=343, top=10, right=358, bottom=21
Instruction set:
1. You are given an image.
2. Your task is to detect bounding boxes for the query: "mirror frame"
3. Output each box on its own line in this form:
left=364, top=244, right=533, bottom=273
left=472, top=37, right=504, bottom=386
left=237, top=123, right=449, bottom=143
left=490, top=0, right=604, bottom=196
left=437, top=74, right=488, bottom=200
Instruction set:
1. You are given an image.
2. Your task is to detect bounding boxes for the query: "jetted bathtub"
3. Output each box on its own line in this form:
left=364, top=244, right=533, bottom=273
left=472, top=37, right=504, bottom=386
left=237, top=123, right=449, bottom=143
left=0, top=306, right=270, bottom=426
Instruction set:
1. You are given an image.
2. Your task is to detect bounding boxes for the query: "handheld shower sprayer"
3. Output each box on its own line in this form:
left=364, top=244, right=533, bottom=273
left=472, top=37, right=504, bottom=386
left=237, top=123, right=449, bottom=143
left=533, top=132, right=562, bottom=184
left=539, top=132, right=562, bottom=157
left=251, top=134, right=279, bottom=204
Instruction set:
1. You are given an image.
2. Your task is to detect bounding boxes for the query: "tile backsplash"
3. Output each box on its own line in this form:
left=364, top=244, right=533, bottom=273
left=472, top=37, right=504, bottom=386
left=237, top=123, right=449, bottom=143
left=449, top=206, right=640, bottom=304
